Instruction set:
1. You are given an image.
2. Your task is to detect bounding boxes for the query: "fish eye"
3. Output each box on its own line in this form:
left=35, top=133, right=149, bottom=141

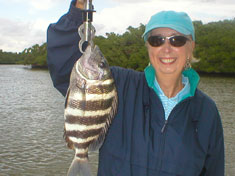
left=99, top=61, right=106, bottom=68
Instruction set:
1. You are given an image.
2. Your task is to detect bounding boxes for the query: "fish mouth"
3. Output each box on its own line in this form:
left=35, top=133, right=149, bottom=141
left=76, top=44, right=108, bottom=80
left=76, top=61, right=104, bottom=80
left=87, top=69, right=104, bottom=80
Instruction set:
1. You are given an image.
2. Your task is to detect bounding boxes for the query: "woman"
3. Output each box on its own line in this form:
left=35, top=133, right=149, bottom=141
left=47, top=1, right=224, bottom=175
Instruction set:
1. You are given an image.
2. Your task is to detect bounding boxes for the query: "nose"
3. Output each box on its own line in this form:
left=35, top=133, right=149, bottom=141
left=162, top=39, right=172, bottom=53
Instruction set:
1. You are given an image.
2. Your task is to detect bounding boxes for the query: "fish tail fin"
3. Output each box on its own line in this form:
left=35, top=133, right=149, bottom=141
left=67, top=157, right=92, bottom=176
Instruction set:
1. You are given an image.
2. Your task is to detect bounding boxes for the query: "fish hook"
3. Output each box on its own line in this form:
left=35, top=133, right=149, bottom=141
left=78, top=0, right=96, bottom=53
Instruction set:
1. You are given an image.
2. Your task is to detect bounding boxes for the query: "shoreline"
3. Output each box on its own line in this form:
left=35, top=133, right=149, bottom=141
left=1, top=64, right=235, bottom=77
left=197, top=71, right=235, bottom=78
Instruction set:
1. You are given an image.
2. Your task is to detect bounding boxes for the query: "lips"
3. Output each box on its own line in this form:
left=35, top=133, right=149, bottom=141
left=159, top=57, right=176, bottom=64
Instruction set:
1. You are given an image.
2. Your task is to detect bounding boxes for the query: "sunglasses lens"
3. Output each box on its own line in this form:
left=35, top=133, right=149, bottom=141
left=147, top=35, right=188, bottom=47
left=147, top=36, right=164, bottom=47
left=170, top=36, right=188, bottom=47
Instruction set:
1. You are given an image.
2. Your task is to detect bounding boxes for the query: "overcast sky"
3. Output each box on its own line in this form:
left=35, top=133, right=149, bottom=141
left=0, top=0, right=234, bottom=52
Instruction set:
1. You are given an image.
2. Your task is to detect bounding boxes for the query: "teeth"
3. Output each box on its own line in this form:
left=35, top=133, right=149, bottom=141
left=161, top=58, right=175, bottom=63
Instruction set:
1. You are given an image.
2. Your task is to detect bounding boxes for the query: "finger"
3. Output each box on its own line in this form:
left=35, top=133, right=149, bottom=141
left=75, top=0, right=86, bottom=9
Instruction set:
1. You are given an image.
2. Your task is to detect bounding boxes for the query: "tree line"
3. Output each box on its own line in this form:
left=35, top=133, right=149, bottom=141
left=0, top=19, right=235, bottom=74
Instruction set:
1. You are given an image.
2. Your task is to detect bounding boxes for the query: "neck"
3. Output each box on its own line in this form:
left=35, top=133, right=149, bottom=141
left=156, top=73, right=184, bottom=98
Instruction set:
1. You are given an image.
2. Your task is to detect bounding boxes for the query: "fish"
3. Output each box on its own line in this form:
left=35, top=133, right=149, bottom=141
left=64, top=43, right=118, bottom=176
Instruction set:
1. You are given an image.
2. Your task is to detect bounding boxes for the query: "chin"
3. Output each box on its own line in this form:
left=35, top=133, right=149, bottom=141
left=159, top=67, right=182, bottom=76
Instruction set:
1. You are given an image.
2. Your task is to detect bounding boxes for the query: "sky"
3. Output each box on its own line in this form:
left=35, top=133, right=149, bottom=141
left=0, top=0, right=234, bottom=53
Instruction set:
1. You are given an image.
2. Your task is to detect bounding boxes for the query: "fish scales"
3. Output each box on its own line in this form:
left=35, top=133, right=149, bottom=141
left=68, top=96, right=115, bottom=111
left=65, top=80, right=116, bottom=149
left=65, top=114, right=109, bottom=126
left=64, top=44, right=118, bottom=176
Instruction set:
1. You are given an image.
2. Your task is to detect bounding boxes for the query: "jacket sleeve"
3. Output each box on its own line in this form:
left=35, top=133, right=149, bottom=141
left=203, top=109, right=224, bottom=176
left=47, top=1, right=85, bottom=96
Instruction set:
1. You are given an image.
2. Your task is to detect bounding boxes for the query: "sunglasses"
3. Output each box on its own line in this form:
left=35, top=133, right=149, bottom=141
left=147, top=35, right=190, bottom=47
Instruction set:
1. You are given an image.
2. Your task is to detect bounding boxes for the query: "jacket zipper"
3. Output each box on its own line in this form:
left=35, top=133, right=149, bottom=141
left=158, top=119, right=168, bottom=174
left=158, top=97, right=194, bottom=174
left=161, top=120, right=168, bottom=133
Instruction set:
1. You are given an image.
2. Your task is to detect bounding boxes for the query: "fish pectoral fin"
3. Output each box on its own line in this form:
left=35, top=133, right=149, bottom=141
left=89, top=92, right=118, bottom=151
left=88, top=131, right=106, bottom=152
left=65, top=88, right=70, bottom=108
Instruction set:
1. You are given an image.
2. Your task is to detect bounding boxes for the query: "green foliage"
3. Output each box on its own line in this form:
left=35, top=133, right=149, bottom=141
left=20, top=43, right=47, bottom=67
left=0, top=49, right=22, bottom=64
left=0, top=43, right=47, bottom=67
left=94, top=24, right=149, bottom=71
left=193, top=19, right=235, bottom=73
left=94, top=19, right=235, bottom=73
left=1, top=19, right=235, bottom=73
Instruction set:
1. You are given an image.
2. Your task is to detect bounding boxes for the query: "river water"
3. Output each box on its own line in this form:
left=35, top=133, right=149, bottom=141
left=0, top=65, right=234, bottom=176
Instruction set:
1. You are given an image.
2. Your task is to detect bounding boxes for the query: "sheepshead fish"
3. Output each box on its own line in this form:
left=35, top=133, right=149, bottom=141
left=64, top=44, right=118, bottom=176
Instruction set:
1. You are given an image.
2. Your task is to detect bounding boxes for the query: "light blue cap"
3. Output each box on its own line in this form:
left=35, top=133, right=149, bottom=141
left=143, top=11, right=195, bottom=41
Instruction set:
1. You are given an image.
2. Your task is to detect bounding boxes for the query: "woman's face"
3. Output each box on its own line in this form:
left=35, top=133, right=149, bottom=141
left=147, top=27, right=195, bottom=78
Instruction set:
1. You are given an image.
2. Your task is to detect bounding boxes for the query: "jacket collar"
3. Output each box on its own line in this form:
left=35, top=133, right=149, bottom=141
left=144, top=64, right=200, bottom=101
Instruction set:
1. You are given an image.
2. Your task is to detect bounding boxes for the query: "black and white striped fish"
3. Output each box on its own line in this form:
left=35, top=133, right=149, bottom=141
left=64, top=44, right=118, bottom=176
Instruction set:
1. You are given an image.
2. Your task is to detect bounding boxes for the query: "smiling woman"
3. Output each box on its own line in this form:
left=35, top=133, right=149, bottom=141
left=46, top=1, right=225, bottom=175
left=143, top=11, right=195, bottom=98
left=146, top=28, right=195, bottom=98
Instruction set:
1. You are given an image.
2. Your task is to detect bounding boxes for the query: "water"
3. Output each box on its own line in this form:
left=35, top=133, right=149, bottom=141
left=0, top=65, right=234, bottom=176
